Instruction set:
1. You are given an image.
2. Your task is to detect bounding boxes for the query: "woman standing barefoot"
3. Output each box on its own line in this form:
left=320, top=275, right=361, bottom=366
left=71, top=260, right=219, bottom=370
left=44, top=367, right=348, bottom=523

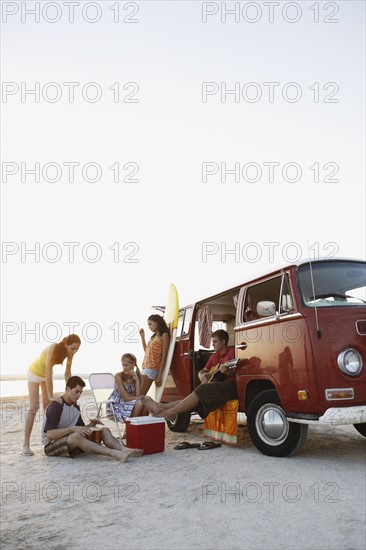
left=139, top=315, right=169, bottom=395
left=23, top=334, right=81, bottom=455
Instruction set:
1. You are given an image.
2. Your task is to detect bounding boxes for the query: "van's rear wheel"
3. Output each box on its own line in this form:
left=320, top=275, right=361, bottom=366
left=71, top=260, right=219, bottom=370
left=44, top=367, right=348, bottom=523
left=354, top=423, right=366, bottom=437
left=247, top=389, right=308, bottom=457
left=166, top=412, right=191, bottom=432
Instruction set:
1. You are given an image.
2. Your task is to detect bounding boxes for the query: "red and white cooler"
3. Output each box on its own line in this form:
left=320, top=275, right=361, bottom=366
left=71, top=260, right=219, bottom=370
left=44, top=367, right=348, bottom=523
left=125, top=416, right=165, bottom=455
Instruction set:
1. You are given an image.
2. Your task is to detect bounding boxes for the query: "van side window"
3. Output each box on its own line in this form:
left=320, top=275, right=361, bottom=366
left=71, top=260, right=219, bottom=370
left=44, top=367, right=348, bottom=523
left=280, top=275, right=294, bottom=313
left=182, top=307, right=193, bottom=335
left=177, top=311, right=185, bottom=336
left=243, top=276, right=289, bottom=322
left=177, top=307, right=194, bottom=338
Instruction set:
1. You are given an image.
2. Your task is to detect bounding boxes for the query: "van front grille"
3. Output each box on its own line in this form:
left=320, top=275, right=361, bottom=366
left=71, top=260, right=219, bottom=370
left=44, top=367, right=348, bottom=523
left=356, top=320, right=366, bottom=335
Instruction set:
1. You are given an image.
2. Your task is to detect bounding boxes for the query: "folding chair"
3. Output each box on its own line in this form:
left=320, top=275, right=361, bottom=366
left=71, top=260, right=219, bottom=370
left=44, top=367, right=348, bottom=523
left=88, top=373, right=125, bottom=443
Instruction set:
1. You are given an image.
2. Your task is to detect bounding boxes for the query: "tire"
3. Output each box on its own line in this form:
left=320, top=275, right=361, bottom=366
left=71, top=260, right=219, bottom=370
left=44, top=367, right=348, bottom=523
left=354, top=423, right=366, bottom=437
left=247, top=389, right=308, bottom=457
left=166, top=412, right=191, bottom=432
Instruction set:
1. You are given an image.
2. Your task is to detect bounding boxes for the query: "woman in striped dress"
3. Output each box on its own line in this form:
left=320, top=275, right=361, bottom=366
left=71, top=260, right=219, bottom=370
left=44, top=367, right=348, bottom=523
left=107, top=354, right=148, bottom=421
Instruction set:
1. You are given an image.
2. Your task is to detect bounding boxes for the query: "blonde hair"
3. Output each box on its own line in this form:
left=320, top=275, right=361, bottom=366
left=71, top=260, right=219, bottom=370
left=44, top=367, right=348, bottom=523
left=121, top=353, right=137, bottom=365
left=120, top=353, right=141, bottom=382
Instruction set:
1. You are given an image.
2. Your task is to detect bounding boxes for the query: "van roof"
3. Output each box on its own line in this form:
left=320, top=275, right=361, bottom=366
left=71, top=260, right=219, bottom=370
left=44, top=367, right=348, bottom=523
left=151, top=258, right=365, bottom=312
left=192, top=257, right=365, bottom=306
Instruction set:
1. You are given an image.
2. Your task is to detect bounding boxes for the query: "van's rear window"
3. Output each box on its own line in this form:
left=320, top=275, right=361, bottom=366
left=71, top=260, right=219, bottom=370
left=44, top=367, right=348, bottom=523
left=298, top=261, right=366, bottom=307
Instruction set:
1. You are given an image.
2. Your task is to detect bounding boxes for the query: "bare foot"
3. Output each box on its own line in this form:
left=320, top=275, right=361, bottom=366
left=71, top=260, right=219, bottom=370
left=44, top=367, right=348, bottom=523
left=141, top=396, right=161, bottom=415
left=111, top=450, right=130, bottom=463
left=162, top=410, right=178, bottom=420
left=125, top=448, right=144, bottom=458
left=22, top=446, right=34, bottom=456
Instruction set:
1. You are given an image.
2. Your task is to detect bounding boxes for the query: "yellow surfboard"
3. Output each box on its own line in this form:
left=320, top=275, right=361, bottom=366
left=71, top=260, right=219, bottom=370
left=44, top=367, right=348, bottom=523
left=154, top=283, right=179, bottom=403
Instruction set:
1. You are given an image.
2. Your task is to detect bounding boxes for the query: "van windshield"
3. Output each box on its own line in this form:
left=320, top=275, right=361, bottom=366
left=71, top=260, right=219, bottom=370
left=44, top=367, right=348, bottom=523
left=298, top=261, right=366, bottom=307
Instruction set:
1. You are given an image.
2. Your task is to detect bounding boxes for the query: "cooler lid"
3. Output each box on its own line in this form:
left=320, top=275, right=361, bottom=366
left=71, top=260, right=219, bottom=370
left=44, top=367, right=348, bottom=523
left=126, top=416, right=165, bottom=425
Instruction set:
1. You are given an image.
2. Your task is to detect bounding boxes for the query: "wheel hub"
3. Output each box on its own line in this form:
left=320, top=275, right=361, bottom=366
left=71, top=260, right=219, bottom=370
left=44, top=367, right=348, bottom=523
left=256, top=404, right=289, bottom=446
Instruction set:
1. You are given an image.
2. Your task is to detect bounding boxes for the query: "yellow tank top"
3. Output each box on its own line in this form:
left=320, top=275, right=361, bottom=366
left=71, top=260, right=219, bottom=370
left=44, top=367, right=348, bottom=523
left=27, top=348, right=48, bottom=377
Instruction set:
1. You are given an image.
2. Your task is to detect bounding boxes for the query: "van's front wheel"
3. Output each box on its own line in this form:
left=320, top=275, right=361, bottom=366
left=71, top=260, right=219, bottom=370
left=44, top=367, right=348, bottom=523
left=166, top=412, right=191, bottom=432
left=247, top=390, right=308, bottom=457
left=354, top=423, right=366, bottom=437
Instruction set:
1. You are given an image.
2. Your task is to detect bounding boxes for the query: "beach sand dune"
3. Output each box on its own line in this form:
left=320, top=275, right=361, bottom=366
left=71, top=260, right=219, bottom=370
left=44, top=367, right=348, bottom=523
left=1, top=392, right=365, bottom=550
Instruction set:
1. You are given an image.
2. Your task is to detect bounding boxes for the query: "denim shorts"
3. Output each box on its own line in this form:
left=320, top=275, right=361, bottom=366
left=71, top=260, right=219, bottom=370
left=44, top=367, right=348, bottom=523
left=142, top=368, right=158, bottom=381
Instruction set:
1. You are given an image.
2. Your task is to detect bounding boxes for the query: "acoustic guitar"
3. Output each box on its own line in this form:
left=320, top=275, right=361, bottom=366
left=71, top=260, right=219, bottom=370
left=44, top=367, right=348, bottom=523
left=206, top=358, right=239, bottom=383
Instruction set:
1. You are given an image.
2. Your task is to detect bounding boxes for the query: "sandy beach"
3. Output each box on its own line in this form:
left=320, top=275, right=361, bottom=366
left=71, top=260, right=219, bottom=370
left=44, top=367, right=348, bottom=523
left=1, top=391, right=365, bottom=550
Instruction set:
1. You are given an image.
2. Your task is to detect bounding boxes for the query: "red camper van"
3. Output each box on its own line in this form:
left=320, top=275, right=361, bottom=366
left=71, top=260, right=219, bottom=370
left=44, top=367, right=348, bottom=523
left=161, top=258, right=366, bottom=456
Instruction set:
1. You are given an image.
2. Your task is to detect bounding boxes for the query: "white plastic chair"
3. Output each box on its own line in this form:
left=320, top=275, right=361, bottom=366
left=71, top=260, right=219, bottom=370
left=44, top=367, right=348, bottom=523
left=88, top=373, right=125, bottom=442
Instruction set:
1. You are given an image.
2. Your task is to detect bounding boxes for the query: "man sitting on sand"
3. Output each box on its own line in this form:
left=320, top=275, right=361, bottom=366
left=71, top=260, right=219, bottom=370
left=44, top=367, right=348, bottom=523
left=142, top=329, right=237, bottom=420
left=42, top=376, right=143, bottom=462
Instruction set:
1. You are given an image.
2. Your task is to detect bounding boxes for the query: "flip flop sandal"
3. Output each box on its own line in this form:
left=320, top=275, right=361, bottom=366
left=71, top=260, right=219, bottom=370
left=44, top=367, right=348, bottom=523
left=173, top=442, right=201, bottom=450
left=197, top=441, right=222, bottom=450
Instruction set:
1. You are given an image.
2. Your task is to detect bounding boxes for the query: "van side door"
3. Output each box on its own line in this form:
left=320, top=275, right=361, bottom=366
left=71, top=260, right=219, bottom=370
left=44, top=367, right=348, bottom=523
left=167, top=307, right=193, bottom=400
left=235, top=273, right=319, bottom=414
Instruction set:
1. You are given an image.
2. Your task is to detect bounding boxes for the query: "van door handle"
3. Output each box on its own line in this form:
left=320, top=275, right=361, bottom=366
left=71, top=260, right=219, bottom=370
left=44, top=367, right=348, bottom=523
left=236, top=342, right=247, bottom=350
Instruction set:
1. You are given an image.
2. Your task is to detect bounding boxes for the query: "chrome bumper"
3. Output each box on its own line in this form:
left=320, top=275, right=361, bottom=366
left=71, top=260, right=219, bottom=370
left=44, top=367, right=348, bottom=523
left=289, top=405, right=366, bottom=425
left=318, top=406, right=366, bottom=425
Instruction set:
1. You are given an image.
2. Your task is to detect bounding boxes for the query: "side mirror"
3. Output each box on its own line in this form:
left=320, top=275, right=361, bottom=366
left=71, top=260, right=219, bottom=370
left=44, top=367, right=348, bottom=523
left=257, top=301, right=276, bottom=317
left=226, top=358, right=239, bottom=369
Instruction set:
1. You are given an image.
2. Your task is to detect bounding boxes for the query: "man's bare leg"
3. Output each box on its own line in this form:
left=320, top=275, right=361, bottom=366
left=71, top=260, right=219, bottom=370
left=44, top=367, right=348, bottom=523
left=101, top=428, right=144, bottom=458
left=67, top=433, right=142, bottom=462
left=142, top=394, right=199, bottom=419
left=141, top=396, right=183, bottom=415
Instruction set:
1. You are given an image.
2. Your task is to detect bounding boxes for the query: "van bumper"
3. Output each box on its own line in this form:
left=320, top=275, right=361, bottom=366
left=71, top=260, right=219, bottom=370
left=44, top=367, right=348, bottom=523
left=288, top=406, right=366, bottom=425
left=318, top=406, right=366, bottom=425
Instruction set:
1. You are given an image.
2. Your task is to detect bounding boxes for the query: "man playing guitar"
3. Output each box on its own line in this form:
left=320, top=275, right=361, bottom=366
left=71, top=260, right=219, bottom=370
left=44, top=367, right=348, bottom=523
left=198, top=330, right=235, bottom=384
left=141, top=330, right=238, bottom=420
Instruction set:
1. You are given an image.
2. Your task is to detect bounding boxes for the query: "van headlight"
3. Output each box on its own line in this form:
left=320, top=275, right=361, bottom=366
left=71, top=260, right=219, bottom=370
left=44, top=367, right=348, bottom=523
left=337, top=349, right=363, bottom=376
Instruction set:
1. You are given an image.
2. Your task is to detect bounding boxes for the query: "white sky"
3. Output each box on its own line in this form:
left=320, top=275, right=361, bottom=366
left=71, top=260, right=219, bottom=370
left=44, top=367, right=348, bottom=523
left=1, top=0, right=365, bottom=376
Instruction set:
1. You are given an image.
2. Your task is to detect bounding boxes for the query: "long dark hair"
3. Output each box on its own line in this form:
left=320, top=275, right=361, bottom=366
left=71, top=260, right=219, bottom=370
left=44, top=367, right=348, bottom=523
left=148, top=314, right=169, bottom=338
